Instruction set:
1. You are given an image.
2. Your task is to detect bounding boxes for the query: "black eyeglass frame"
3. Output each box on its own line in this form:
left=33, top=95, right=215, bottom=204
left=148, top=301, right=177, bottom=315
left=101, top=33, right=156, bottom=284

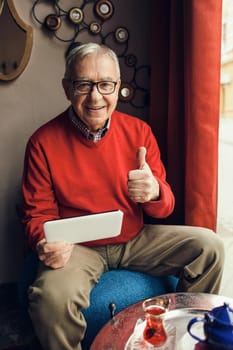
left=71, top=80, right=118, bottom=95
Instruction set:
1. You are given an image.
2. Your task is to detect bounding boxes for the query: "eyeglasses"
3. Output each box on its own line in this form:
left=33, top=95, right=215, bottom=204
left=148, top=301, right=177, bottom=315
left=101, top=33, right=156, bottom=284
left=71, top=80, right=118, bottom=95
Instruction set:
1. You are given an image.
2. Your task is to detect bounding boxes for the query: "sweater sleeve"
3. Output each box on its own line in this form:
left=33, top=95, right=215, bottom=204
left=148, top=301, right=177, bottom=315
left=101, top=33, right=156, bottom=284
left=21, top=138, right=60, bottom=250
left=141, top=124, right=175, bottom=218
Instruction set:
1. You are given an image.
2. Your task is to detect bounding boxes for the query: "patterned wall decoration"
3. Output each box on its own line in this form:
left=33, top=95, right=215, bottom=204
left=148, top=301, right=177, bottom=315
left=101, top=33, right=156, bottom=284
left=32, top=0, right=151, bottom=115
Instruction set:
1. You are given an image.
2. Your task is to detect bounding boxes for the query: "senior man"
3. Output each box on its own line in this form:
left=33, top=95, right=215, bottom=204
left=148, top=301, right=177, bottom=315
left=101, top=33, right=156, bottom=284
left=21, top=42, right=224, bottom=350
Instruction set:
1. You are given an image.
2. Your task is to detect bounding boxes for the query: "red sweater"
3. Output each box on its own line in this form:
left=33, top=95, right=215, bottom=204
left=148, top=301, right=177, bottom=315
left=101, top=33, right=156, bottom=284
left=22, top=109, right=175, bottom=249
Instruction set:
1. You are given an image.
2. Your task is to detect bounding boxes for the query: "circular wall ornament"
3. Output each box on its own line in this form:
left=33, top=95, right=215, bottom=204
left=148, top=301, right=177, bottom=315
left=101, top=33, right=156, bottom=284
left=119, top=82, right=134, bottom=102
left=44, top=14, right=61, bottom=31
left=89, top=21, right=102, bottom=34
left=115, top=27, right=129, bottom=43
left=125, top=54, right=137, bottom=67
left=68, top=8, right=84, bottom=24
left=95, top=0, right=114, bottom=20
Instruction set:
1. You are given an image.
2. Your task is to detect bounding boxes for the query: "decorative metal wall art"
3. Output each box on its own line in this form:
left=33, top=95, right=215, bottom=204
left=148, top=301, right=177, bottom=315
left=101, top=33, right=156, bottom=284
left=31, top=0, right=150, bottom=108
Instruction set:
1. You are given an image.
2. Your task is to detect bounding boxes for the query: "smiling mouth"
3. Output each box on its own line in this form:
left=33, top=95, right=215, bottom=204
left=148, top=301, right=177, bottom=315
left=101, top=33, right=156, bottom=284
left=86, top=106, right=104, bottom=111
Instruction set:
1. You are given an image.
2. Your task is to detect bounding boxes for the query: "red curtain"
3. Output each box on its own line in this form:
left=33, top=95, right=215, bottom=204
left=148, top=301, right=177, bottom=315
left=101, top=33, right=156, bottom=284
left=149, top=0, right=222, bottom=230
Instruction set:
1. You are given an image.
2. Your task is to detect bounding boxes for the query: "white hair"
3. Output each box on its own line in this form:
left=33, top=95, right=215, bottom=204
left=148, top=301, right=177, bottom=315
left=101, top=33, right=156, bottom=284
left=64, top=42, right=120, bottom=79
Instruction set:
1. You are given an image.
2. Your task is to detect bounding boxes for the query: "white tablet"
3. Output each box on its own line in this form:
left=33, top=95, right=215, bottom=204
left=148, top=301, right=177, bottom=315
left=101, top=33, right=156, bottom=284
left=43, top=210, right=123, bottom=243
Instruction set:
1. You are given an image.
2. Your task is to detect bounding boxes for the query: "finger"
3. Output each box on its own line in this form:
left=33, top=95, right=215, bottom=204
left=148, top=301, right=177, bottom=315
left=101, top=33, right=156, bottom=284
left=128, top=167, right=151, bottom=181
left=38, top=253, right=46, bottom=261
left=128, top=169, right=145, bottom=180
left=43, top=241, right=69, bottom=253
left=36, top=239, right=46, bottom=252
left=44, top=250, right=72, bottom=269
left=44, top=246, right=73, bottom=260
left=129, top=193, right=148, bottom=203
left=137, top=146, right=147, bottom=169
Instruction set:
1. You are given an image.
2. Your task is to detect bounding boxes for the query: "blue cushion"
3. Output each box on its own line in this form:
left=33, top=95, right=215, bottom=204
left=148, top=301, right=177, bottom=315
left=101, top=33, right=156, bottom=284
left=17, top=253, right=178, bottom=349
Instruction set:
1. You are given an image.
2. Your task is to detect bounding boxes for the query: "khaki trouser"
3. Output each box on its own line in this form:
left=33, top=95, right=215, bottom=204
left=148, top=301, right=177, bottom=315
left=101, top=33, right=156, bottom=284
left=28, top=225, right=225, bottom=350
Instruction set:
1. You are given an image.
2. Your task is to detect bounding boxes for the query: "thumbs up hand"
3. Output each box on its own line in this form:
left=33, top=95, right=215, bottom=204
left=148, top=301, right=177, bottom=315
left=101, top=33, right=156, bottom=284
left=128, top=147, right=160, bottom=203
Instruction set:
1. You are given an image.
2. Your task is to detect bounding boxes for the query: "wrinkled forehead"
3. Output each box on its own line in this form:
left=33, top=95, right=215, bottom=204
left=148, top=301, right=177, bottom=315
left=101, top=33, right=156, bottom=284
left=66, top=52, right=120, bottom=79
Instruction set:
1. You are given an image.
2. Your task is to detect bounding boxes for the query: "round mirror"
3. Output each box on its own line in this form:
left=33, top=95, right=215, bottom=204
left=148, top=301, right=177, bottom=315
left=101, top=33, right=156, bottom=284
left=0, top=0, right=33, bottom=81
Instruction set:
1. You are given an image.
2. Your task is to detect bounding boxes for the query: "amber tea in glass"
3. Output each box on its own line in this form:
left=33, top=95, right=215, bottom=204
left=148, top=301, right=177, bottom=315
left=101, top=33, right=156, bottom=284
left=142, top=296, right=170, bottom=347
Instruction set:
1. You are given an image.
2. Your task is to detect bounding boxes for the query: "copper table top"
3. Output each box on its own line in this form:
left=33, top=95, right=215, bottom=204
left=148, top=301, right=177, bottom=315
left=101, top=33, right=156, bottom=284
left=90, top=292, right=233, bottom=350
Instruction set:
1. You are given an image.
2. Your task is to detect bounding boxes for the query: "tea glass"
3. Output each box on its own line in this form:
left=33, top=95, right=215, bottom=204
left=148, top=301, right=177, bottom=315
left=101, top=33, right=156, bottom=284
left=142, top=296, right=170, bottom=347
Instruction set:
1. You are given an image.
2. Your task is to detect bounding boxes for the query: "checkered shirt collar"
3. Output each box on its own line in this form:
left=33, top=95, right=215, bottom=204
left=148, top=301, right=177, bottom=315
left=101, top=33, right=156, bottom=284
left=69, top=107, right=110, bottom=142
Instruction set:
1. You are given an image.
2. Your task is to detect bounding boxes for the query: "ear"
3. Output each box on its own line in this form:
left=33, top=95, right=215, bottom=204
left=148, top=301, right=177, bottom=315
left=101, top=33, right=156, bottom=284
left=116, top=79, right=121, bottom=95
left=62, top=78, right=72, bottom=101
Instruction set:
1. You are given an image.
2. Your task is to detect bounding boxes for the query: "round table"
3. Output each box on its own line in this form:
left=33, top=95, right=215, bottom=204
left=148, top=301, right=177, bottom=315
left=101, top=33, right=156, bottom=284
left=90, top=292, right=233, bottom=350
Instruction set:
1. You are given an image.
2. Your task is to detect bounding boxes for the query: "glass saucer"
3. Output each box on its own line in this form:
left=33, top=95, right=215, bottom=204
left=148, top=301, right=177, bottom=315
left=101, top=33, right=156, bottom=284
left=124, top=319, right=176, bottom=350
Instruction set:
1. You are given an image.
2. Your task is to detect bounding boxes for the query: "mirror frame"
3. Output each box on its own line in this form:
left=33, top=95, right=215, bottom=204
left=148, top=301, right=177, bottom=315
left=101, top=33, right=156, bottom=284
left=0, top=0, right=33, bottom=81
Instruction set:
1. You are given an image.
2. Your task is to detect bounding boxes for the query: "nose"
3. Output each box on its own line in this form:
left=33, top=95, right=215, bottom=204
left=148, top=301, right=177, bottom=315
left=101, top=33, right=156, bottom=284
left=88, top=84, right=102, bottom=101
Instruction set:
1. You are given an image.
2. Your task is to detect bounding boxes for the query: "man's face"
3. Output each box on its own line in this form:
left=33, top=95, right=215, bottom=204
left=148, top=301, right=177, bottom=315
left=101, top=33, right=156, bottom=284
left=63, top=53, right=121, bottom=132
